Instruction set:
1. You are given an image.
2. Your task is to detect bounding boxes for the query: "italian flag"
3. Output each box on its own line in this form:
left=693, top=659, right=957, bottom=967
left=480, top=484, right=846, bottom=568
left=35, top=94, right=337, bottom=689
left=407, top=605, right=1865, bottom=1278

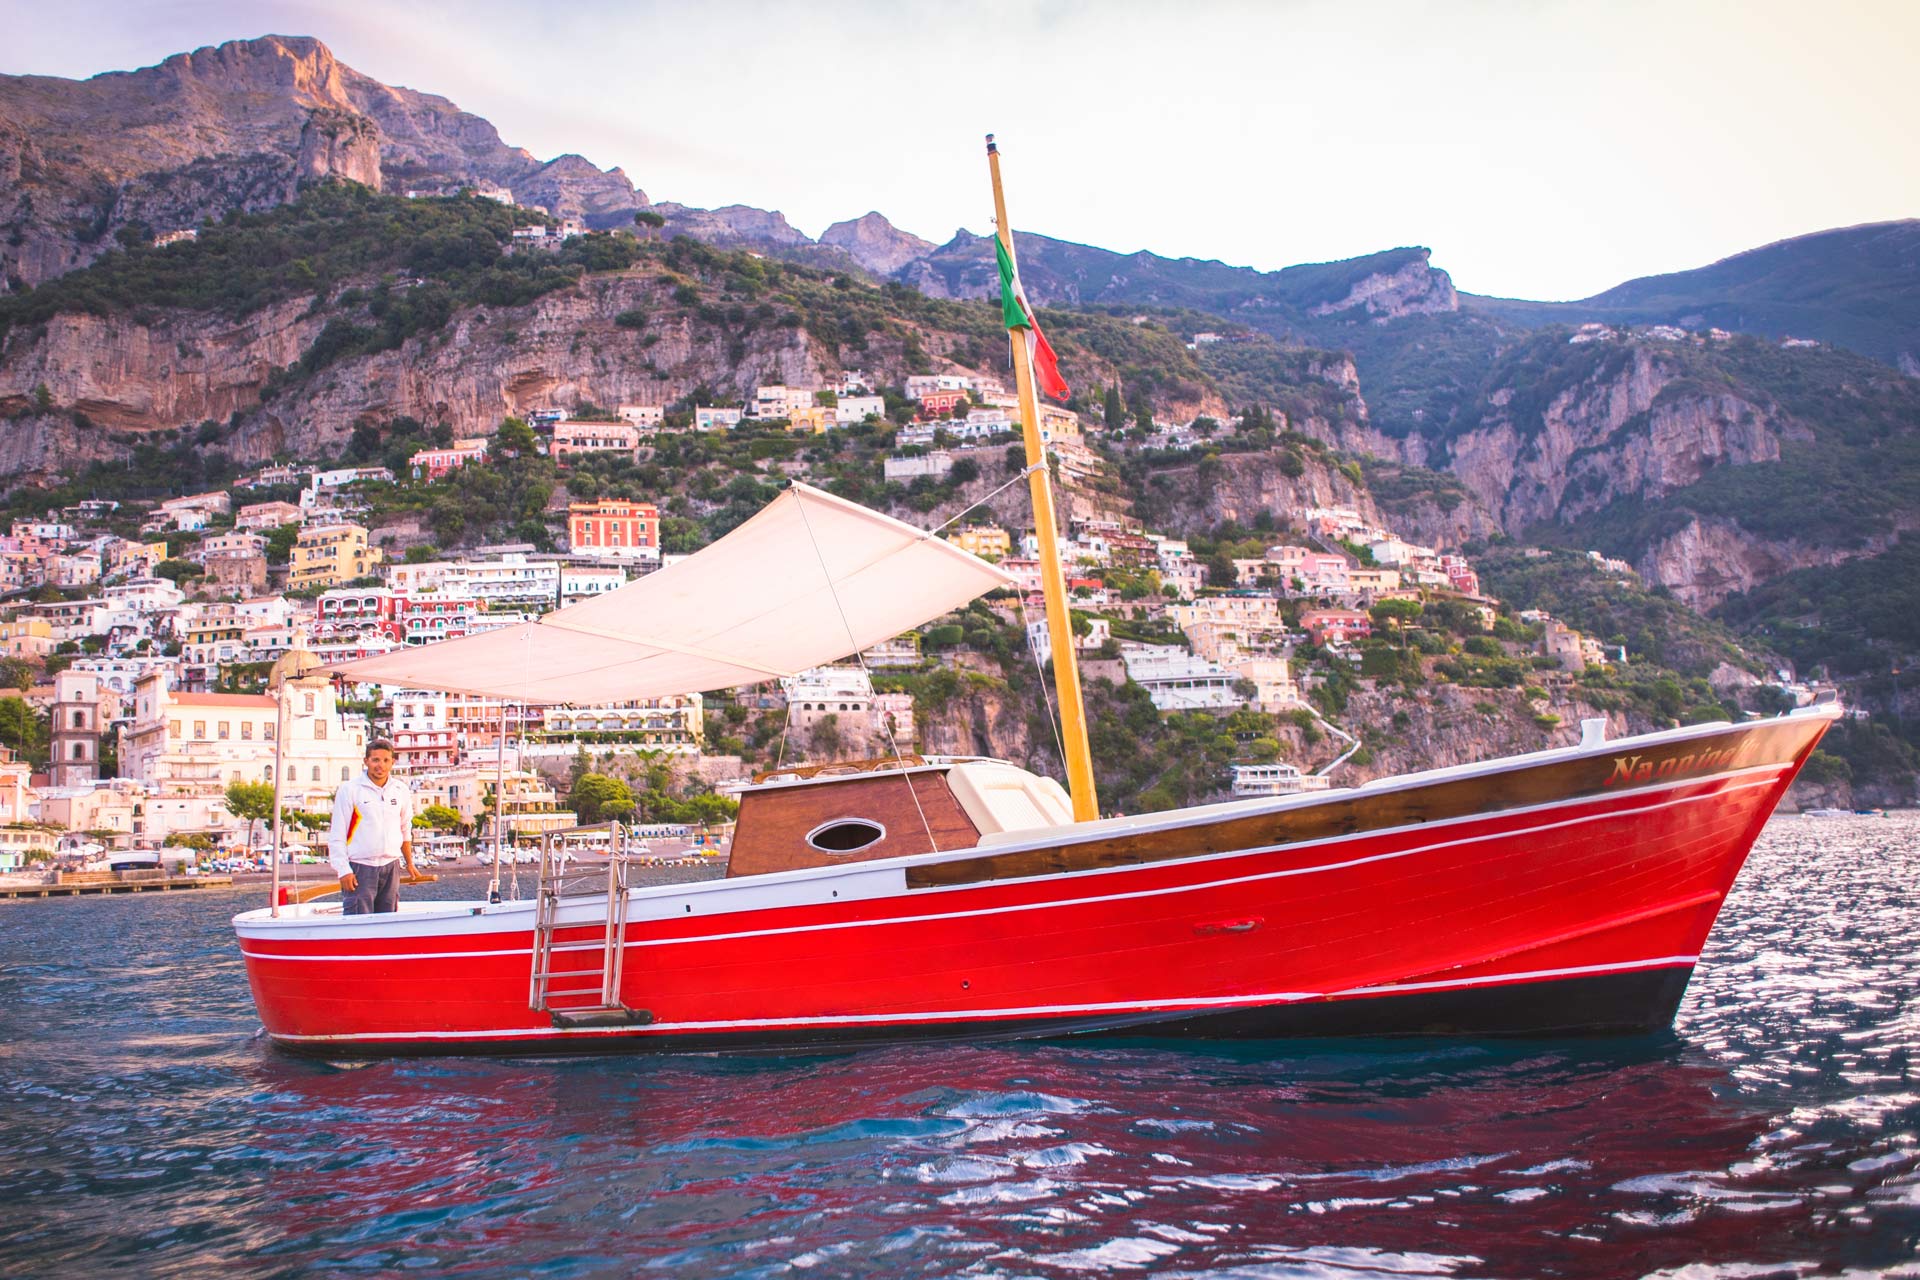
left=995, top=233, right=1069, bottom=400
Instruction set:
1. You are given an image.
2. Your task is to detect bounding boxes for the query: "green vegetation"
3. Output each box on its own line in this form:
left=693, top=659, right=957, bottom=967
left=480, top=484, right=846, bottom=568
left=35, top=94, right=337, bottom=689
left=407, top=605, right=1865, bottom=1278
left=0, top=696, right=46, bottom=767
left=414, top=803, right=465, bottom=832
left=569, top=772, right=637, bottom=823
left=2, top=183, right=565, bottom=344
left=1475, top=545, right=1752, bottom=678
left=1359, top=458, right=1472, bottom=515
left=1310, top=311, right=1509, bottom=441
left=224, top=781, right=276, bottom=848
left=1717, top=535, right=1920, bottom=676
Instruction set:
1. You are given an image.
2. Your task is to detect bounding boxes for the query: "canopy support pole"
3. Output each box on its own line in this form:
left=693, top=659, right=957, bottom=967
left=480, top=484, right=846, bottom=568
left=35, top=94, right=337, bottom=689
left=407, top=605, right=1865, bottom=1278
left=490, top=701, right=505, bottom=903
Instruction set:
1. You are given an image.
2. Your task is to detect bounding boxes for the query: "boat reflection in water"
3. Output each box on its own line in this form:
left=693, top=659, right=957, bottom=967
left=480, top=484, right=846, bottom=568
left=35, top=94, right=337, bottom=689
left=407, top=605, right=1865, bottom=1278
left=234, top=1037, right=1823, bottom=1276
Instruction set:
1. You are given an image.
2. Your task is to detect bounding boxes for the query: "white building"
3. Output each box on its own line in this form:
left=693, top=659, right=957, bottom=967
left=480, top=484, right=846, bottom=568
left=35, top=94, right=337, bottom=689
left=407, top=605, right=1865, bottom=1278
left=1120, top=644, right=1249, bottom=713
left=694, top=407, right=745, bottom=431
left=122, top=670, right=370, bottom=809
left=834, top=395, right=886, bottom=426
left=559, top=564, right=629, bottom=605
left=885, top=451, right=954, bottom=482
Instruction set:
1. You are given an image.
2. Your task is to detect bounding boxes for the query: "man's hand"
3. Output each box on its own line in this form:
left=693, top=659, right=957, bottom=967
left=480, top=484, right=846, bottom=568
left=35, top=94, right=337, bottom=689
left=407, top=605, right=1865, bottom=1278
left=339, top=870, right=358, bottom=893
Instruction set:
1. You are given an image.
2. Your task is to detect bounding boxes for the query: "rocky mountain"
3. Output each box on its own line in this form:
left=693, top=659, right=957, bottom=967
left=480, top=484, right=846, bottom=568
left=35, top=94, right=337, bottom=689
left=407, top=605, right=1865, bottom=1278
left=1465, top=221, right=1920, bottom=375
left=3, top=33, right=1917, bottom=742
left=819, top=212, right=935, bottom=276
left=0, top=34, right=650, bottom=289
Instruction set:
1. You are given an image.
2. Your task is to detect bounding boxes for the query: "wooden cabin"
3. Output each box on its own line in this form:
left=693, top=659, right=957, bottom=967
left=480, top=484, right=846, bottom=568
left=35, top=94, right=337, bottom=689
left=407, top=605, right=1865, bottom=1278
left=726, top=755, right=1074, bottom=877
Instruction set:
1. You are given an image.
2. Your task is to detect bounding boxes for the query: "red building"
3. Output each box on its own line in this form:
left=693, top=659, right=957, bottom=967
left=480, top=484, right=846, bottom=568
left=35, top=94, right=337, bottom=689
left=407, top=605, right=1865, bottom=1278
left=1300, top=609, right=1373, bottom=644
left=1441, top=555, right=1481, bottom=597
left=914, top=389, right=968, bottom=419
left=316, top=588, right=482, bottom=646
left=568, top=500, right=661, bottom=558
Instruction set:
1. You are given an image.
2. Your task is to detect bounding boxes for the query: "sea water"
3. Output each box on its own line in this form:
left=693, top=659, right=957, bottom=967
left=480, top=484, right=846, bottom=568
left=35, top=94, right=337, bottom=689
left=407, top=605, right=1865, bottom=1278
left=2, top=814, right=1916, bottom=1278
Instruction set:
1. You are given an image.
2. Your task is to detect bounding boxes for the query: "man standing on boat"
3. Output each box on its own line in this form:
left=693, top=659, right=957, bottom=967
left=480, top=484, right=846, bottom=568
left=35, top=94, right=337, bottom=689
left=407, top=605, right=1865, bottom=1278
left=327, top=738, right=418, bottom=915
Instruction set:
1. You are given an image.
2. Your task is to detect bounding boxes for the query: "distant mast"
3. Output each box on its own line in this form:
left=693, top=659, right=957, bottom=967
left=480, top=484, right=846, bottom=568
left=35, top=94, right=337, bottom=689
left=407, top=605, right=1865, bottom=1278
left=985, top=134, right=1098, bottom=822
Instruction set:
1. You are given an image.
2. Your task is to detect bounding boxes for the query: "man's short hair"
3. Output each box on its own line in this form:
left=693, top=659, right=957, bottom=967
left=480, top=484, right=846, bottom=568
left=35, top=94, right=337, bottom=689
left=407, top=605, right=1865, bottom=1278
left=366, top=738, right=397, bottom=757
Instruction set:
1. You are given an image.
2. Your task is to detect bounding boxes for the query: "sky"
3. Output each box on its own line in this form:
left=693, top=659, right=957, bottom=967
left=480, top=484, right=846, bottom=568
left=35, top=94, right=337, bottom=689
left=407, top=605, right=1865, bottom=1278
left=4, top=0, right=1917, bottom=300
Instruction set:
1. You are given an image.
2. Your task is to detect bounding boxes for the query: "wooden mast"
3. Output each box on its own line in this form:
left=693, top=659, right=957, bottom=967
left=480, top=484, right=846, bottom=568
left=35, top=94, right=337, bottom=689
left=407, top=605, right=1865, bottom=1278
left=986, top=134, right=1098, bottom=822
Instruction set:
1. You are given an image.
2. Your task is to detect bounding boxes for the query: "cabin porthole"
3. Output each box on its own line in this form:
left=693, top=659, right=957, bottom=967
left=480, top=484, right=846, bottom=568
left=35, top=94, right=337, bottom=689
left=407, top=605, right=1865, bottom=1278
left=805, top=818, right=887, bottom=854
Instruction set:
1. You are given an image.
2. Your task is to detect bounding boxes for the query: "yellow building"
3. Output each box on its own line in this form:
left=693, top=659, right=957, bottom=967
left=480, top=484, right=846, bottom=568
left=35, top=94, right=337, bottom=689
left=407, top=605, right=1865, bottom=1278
left=289, top=523, right=383, bottom=590
left=784, top=405, right=834, bottom=434
left=946, top=525, right=1011, bottom=560
left=0, top=618, right=55, bottom=659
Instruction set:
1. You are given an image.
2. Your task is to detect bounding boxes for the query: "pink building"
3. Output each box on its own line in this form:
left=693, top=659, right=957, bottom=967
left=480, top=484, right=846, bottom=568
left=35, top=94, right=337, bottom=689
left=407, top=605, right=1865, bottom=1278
left=552, top=421, right=642, bottom=460
left=410, top=439, right=489, bottom=480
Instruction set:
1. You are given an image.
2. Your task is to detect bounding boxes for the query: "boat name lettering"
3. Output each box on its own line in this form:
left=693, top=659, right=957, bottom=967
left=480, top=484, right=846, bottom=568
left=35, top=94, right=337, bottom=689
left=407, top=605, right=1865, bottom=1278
left=1603, top=745, right=1739, bottom=788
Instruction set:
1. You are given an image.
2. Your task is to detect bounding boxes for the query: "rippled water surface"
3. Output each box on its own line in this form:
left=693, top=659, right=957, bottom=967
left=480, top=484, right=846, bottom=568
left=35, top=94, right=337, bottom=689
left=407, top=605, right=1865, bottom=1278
left=3, top=815, right=1918, bottom=1278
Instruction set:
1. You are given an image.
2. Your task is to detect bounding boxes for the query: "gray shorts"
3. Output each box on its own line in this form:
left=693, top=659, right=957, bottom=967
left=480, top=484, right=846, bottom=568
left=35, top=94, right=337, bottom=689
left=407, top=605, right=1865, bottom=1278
left=343, top=860, right=401, bottom=915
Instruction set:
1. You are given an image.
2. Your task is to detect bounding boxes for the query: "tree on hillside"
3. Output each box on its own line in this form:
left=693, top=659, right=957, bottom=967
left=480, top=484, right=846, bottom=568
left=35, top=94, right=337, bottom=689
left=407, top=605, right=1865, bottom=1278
left=570, top=773, right=637, bottom=824
left=0, top=697, right=45, bottom=763
left=493, top=416, right=538, bottom=457
left=413, top=803, right=465, bottom=833
left=225, top=780, right=276, bottom=851
left=1104, top=385, right=1126, bottom=431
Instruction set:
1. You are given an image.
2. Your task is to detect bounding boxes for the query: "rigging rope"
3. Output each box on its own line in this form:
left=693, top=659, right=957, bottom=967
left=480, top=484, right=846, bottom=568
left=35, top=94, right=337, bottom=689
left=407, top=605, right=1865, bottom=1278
left=793, top=491, right=941, bottom=854
left=1015, top=588, right=1069, bottom=780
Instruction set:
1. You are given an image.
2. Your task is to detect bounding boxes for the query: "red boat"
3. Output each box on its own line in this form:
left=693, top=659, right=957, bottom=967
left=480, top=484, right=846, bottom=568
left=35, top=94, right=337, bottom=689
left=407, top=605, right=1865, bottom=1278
left=236, top=711, right=1830, bottom=1055
left=233, top=138, right=1835, bottom=1055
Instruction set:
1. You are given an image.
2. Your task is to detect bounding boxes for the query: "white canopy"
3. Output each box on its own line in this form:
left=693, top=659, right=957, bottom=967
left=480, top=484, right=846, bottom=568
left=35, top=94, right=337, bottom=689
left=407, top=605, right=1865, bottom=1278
left=327, top=483, right=1013, bottom=702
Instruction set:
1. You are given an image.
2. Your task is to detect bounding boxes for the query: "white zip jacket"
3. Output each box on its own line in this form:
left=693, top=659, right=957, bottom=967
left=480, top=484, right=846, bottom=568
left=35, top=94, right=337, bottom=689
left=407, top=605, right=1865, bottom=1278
left=326, top=772, right=416, bottom=876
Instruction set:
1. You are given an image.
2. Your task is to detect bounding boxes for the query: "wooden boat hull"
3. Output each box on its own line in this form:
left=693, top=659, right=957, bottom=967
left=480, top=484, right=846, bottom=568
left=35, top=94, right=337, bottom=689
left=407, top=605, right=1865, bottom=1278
left=234, top=714, right=1830, bottom=1056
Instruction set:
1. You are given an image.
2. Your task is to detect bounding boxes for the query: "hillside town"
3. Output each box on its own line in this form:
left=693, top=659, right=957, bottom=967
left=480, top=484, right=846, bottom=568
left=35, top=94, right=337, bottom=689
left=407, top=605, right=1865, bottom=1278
left=0, top=369, right=1824, bottom=878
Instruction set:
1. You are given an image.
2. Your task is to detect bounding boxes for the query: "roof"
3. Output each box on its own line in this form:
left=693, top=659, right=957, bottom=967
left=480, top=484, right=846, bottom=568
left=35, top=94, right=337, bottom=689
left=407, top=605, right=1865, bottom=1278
left=169, top=693, right=275, bottom=708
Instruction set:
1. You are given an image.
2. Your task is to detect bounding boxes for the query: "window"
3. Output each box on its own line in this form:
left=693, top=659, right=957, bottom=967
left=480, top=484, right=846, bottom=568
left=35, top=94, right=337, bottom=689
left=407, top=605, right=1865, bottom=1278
left=70, top=710, right=84, bottom=729
left=241, top=722, right=253, bottom=740
left=314, top=722, right=327, bottom=740
left=218, top=722, right=230, bottom=740
left=194, top=721, right=206, bottom=740
left=263, top=723, right=274, bottom=741
left=287, top=765, right=295, bottom=781
left=805, top=819, right=886, bottom=854
left=340, top=767, right=350, bottom=782
left=70, top=743, right=84, bottom=760
left=311, top=766, right=321, bottom=782
left=170, top=720, right=181, bottom=739
left=303, top=693, right=315, bottom=714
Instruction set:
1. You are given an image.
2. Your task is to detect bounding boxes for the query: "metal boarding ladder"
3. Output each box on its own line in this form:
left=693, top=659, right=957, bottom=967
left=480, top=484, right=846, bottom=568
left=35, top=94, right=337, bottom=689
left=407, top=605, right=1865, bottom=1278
left=528, top=824, right=653, bottom=1029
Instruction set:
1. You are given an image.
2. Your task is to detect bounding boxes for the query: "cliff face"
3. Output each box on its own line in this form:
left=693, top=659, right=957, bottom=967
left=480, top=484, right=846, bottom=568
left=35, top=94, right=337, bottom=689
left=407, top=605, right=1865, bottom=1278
left=0, top=266, right=992, bottom=471
left=1137, top=447, right=1382, bottom=538
left=0, top=296, right=327, bottom=476
left=1638, top=516, right=1889, bottom=610
left=1308, top=252, right=1458, bottom=320
left=653, top=204, right=811, bottom=250
left=294, top=108, right=383, bottom=192
left=1445, top=346, right=1788, bottom=533
left=0, top=35, right=645, bottom=288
